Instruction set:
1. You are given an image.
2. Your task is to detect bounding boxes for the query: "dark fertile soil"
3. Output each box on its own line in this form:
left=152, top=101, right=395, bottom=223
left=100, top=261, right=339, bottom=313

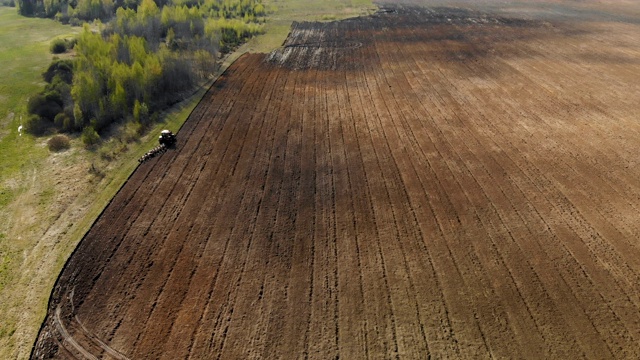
left=32, top=1, right=640, bottom=358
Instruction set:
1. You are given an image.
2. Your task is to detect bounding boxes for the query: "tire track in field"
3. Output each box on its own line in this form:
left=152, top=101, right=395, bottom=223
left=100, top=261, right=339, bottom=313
left=80, top=55, right=262, bottom=354
left=208, top=57, right=295, bottom=359
left=428, top=17, right=640, bottom=358
left=185, top=65, right=287, bottom=358
left=160, top=57, right=283, bottom=359
left=131, top=55, right=275, bottom=358
left=347, top=23, right=434, bottom=358
left=322, top=57, right=370, bottom=359
left=306, top=65, right=340, bottom=359
left=96, top=55, right=263, bottom=355
left=365, top=16, right=483, bottom=359
left=456, top=27, right=640, bottom=316
left=353, top=20, right=462, bottom=359
left=446, top=38, right=640, bottom=356
left=155, top=59, right=280, bottom=358
left=179, top=64, right=277, bottom=358
left=375, top=20, right=546, bottom=358
left=37, top=62, right=243, bottom=359
left=376, top=14, right=580, bottom=358
left=371, top=18, right=506, bottom=358
left=379, top=57, right=506, bottom=358
left=420, top=44, right=612, bottom=358
left=275, top=64, right=316, bottom=357
left=353, top=22, right=450, bottom=359
left=247, top=63, right=301, bottom=358
left=347, top=61, right=406, bottom=360
left=298, top=62, right=319, bottom=360
left=340, top=65, right=396, bottom=359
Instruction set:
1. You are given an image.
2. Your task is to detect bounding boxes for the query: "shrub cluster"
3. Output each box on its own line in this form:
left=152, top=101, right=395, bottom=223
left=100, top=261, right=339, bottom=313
left=47, top=134, right=71, bottom=151
left=81, top=126, right=100, bottom=147
left=49, top=37, right=77, bottom=54
left=49, top=38, right=67, bottom=53
left=25, top=58, right=75, bottom=134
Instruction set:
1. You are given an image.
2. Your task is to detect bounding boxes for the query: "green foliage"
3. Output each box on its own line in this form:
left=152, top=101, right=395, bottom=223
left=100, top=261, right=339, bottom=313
left=24, top=114, right=50, bottom=135
left=50, top=37, right=77, bottom=53
left=71, top=27, right=172, bottom=130
left=121, top=117, right=143, bottom=142
left=47, top=134, right=71, bottom=152
left=71, top=0, right=108, bottom=20
left=18, top=0, right=267, bottom=34
left=26, top=58, right=75, bottom=134
left=132, top=99, right=147, bottom=123
left=27, top=93, right=62, bottom=122
left=50, top=38, right=67, bottom=53
left=81, top=125, right=100, bottom=147
left=205, top=17, right=262, bottom=51
left=26, top=0, right=265, bottom=137
left=43, top=58, right=74, bottom=83
left=16, top=0, right=36, bottom=16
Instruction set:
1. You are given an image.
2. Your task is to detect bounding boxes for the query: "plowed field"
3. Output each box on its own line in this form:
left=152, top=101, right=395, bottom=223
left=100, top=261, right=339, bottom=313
left=33, top=2, right=640, bottom=359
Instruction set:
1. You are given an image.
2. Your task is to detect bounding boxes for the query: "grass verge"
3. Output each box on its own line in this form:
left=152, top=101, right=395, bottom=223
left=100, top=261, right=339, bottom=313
left=0, top=6, right=80, bottom=358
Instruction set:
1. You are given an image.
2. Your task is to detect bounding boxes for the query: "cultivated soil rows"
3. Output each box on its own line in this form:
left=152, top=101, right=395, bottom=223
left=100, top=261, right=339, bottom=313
left=33, top=2, right=640, bottom=359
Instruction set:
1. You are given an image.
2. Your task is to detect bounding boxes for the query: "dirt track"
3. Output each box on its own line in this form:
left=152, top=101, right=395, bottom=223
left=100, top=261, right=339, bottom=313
left=32, top=1, right=640, bottom=358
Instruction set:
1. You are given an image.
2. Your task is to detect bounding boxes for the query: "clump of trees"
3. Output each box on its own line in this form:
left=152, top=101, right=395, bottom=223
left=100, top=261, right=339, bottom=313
left=24, top=0, right=265, bottom=136
left=26, top=58, right=74, bottom=134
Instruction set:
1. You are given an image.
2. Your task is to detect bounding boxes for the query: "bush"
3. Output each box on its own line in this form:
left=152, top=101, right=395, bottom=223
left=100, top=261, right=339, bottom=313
left=50, top=38, right=67, bottom=54
left=27, top=93, right=62, bottom=121
left=54, top=11, right=69, bottom=24
left=47, top=134, right=71, bottom=152
left=69, top=17, right=83, bottom=27
left=53, top=112, right=75, bottom=131
left=81, top=126, right=100, bottom=147
left=24, top=115, right=50, bottom=135
left=121, top=119, right=143, bottom=143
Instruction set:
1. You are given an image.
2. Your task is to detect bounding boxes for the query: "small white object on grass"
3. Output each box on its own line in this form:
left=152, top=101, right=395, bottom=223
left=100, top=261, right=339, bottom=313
left=18, top=125, right=23, bottom=136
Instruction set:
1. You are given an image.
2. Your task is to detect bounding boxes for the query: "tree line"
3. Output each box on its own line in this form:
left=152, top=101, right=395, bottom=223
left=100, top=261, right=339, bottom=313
left=24, top=0, right=265, bottom=139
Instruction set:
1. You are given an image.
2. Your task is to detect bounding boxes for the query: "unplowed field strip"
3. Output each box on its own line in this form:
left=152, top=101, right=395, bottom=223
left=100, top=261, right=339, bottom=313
left=33, top=2, right=640, bottom=359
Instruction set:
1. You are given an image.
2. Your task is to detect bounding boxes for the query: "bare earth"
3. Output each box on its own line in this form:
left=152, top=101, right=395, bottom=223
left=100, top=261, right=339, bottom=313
left=32, top=1, right=640, bottom=358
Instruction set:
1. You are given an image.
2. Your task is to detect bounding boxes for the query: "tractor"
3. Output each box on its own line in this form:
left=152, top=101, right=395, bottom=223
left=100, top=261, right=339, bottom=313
left=158, top=129, right=177, bottom=147
left=138, top=130, right=177, bottom=163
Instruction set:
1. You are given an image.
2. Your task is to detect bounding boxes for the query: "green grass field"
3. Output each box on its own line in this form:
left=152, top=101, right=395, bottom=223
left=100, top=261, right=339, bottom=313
left=0, top=6, right=80, bottom=358
left=0, top=1, right=373, bottom=358
left=0, top=7, right=76, bottom=202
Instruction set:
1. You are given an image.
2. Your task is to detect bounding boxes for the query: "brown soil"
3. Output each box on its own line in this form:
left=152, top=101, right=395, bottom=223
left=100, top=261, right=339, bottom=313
left=32, top=2, right=640, bottom=358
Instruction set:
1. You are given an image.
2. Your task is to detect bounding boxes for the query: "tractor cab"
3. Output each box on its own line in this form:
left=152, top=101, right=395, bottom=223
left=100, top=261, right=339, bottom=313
left=159, top=130, right=177, bottom=147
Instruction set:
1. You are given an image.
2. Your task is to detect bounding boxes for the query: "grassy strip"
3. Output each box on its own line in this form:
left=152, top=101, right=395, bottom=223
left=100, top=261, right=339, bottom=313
left=0, top=7, right=80, bottom=358
left=0, top=7, right=77, bottom=208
